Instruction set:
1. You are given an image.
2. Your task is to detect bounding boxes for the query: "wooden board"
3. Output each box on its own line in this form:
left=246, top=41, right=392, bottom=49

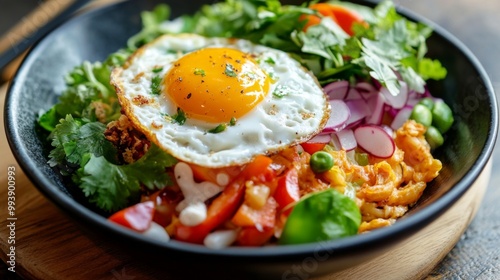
left=0, top=82, right=493, bottom=279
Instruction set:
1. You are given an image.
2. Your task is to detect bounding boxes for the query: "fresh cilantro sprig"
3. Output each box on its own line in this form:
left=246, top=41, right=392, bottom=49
left=47, top=115, right=117, bottom=174
left=77, top=145, right=177, bottom=212
left=38, top=58, right=122, bottom=132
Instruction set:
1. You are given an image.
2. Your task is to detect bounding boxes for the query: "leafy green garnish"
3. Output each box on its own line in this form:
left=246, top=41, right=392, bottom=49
left=229, top=117, right=237, bottom=126
left=194, top=68, right=206, bottom=76
left=152, top=67, right=164, bottom=73
left=418, top=58, right=447, bottom=80
left=38, top=57, right=123, bottom=131
left=208, top=117, right=237, bottom=133
left=264, top=57, right=276, bottom=65
left=38, top=107, right=57, bottom=132
left=224, top=63, right=237, bottom=77
left=150, top=75, right=162, bottom=95
left=279, top=189, right=361, bottom=245
left=47, top=115, right=117, bottom=173
left=208, top=124, right=227, bottom=134
left=77, top=145, right=177, bottom=212
left=172, top=107, right=187, bottom=125
left=179, top=0, right=446, bottom=95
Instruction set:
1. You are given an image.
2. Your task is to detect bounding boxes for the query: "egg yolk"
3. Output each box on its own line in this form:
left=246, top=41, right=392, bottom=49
left=164, top=48, right=271, bottom=123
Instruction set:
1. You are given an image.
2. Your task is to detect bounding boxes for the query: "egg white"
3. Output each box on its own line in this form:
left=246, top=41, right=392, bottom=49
left=111, top=34, right=329, bottom=167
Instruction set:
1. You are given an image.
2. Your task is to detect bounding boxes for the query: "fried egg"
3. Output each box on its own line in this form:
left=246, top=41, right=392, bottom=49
left=111, top=34, right=329, bottom=167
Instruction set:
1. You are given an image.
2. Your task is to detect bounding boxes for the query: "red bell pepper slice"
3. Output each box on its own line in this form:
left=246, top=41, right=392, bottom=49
left=237, top=226, right=275, bottom=247
left=274, top=168, right=300, bottom=215
left=302, top=3, right=368, bottom=36
left=175, top=156, right=275, bottom=244
left=108, top=201, right=155, bottom=232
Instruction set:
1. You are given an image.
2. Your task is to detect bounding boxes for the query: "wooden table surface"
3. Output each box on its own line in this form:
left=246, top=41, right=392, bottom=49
left=0, top=0, right=499, bottom=279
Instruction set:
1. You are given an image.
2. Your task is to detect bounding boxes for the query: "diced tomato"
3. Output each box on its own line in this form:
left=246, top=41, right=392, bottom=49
left=148, top=187, right=183, bottom=227
left=232, top=197, right=278, bottom=228
left=175, top=178, right=245, bottom=243
left=189, top=163, right=241, bottom=185
left=302, top=3, right=368, bottom=36
left=242, top=155, right=275, bottom=182
left=236, top=226, right=275, bottom=246
left=300, top=142, right=327, bottom=155
left=175, top=156, right=275, bottom=244
left=274, top=168, right=300, bottom=215
left=108, top=201, right=155, bottom=232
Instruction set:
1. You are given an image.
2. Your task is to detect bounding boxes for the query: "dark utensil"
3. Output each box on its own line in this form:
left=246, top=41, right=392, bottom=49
left=0, top=0, right=93, bottom=73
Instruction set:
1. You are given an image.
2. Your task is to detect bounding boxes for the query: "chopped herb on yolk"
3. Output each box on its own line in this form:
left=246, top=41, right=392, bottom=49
left=194, top=68, right=206, bottom=76
left=224, top=63, right=237, bottom=77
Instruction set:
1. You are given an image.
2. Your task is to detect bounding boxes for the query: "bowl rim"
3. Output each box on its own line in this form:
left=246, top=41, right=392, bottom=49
left=4, top=0, right=499, bottom=259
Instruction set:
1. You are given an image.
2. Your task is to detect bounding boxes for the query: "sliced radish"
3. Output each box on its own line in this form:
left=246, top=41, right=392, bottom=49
left=380, top=125, right=394, bottom=137
left=306, top=134, right=332, bottom=144
left=386, top=105, right=399, bottom=118
left=365, top=92, right=386, bottom=125
left=406, top=89, right=425, bottom=107
left=354, top=125, right=395, bottom=158
left=406, top=98, right=419, bottom=107
left=355, top=82, right=377, bottom=95
left=345, top=99, right=369, bottom=126
left=354, top=82, right=377, bottom=101
left=372, top=79, right=382, bottom=89
left=345, top=88, right=363, bottom=100
left=330, top=133, right=342, bottom=150
left=380, top=82, right=408, bottom=109
left=390, top=106, right=413, bottom=130
left=323, top=81, right=349, bottom=100
left=335, top=129, right=357, bottom=151
left=323, top=99, right=350, bottom=133
left=344, top=119, right=364, bottom=130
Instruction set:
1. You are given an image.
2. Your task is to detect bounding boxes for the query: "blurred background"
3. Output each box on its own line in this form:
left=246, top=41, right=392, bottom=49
left=0, top=0, right=39, bottom=36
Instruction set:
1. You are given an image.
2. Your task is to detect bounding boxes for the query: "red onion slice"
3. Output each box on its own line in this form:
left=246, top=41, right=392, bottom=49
left=323, top=81, right=349, bottom=100
left=354, top=125, right=395, bottom=158
left=323, top=99, right=351, bottom=133
left=390, top=106, right=413, bottom=130
left=335, top=129, right=357, bottom=151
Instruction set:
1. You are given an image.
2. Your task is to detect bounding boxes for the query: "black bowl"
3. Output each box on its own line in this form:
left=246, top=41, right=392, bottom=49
left=4, top=0, right=498, bottom=278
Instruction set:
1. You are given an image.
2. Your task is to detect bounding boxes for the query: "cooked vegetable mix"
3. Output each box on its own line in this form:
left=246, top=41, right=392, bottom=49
left=38, top=0, right=452, bottom=247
